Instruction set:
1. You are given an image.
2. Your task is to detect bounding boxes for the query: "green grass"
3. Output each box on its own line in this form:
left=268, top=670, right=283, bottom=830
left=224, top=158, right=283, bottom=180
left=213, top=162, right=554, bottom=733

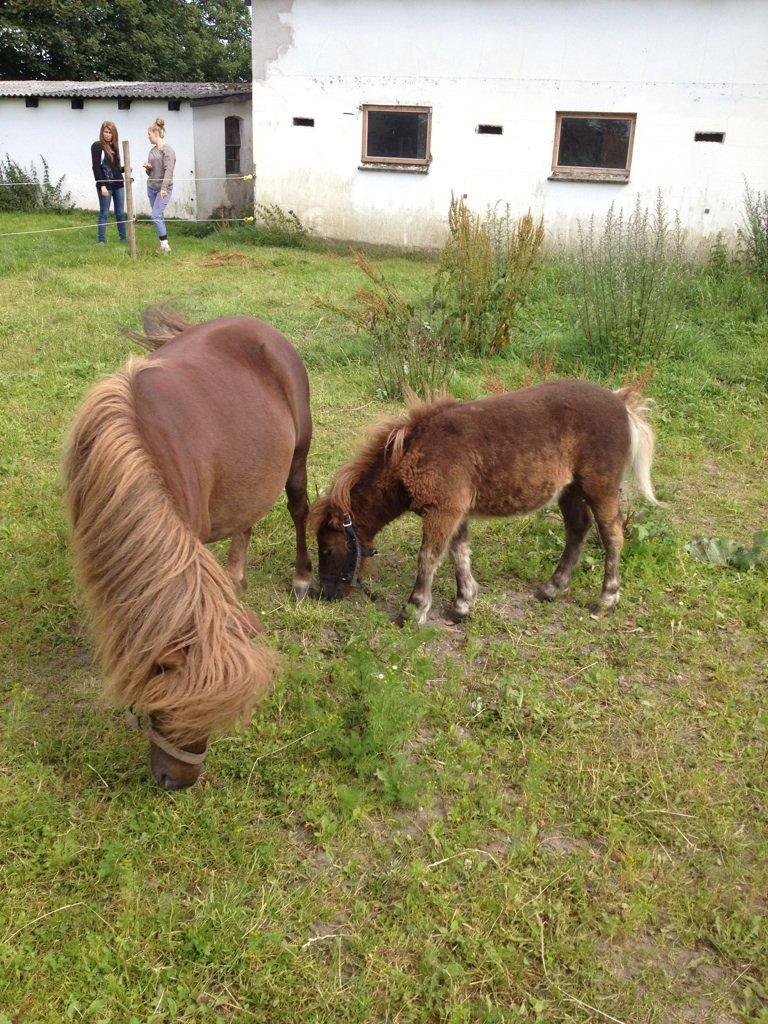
left=1, top=212, right=767, bottom=1023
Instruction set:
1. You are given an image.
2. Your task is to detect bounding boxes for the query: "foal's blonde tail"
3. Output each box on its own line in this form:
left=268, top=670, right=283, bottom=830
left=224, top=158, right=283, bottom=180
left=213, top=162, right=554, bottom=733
left=62, top=358, right=277, bottom=745
left=616, top=387, right=660, bottom=505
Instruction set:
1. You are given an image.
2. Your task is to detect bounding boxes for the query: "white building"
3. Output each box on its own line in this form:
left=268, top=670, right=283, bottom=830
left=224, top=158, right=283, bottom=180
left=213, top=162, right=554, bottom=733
left=0, top=82, right=253, bottom=220
left=249, top=0, right=768, bottom=248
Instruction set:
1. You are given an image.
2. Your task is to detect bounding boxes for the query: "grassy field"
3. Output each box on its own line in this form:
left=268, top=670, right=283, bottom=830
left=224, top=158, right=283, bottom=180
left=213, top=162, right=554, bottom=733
left=0, top=211, right=766, bottom=1023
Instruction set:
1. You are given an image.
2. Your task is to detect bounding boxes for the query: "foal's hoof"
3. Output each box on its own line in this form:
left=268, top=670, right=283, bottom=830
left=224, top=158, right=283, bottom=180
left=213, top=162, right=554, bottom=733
left=392, top=605, right=425, bottom=628
left=589, top=594, right=619, bottom=618
left=446, top=599, right=472, bottom=623
left=534, top=581, right=560, bottom=602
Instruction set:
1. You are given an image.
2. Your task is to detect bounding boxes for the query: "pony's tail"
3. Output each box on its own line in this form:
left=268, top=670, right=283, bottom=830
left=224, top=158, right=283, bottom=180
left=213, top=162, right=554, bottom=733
left=615, top=387, right=659, bottom=505
left=62, top=358, right=277, bottom=744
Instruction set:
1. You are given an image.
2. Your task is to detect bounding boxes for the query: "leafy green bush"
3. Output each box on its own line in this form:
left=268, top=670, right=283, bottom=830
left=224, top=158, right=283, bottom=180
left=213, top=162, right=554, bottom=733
left=739, top=181, right=768, bottom=282
left=572, top=192, right=687, bottom=373
left=252, top=202, right=308, bottom=247
left=436, top=195, right=544, bottom=356
left=0, top=155, right=72, bottom=213
left=319, top=251, right=453, bottom=399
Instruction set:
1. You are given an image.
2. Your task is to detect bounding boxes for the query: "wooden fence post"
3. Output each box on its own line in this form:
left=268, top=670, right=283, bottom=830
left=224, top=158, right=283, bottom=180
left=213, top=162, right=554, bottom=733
left=122, top=140, right=137, bottom=259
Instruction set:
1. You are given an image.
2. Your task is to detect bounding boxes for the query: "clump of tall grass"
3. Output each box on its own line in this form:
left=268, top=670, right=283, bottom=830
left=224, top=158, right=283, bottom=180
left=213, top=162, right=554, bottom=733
left=573, top=192, right=687, bottom=373
left=318, top=251, right=452, bottom=400
left=436, top=196, right=545, bottom=356
left=739, top=181, right=768, bottom=282
left=0, top=155, right=72, bottom=213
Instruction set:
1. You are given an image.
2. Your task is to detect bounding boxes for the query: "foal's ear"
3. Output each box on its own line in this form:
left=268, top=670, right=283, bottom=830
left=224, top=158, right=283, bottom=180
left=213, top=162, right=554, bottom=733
left=155, top=646, right=188, bottom=672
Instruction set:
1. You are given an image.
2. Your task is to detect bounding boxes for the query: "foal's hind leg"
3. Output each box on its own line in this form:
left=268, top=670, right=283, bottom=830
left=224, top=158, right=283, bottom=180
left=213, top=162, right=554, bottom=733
left=285, top=448, right=312, bottom=599
left=397, top=510, right=464, bottom=626
left=227, top=527, right=252, bottom=595
left=536, top=484, right=593, bottom=601
left=447, top=519, right=479, bottom=621
left=587, top=493, right=624, bottom=613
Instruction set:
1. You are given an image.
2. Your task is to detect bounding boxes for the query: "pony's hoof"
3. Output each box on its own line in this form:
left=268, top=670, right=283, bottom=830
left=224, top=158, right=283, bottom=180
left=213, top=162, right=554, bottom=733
left=392, top=605, right=425, bottom=628
left=534, top=581, right=559, bottom=602
left=292, top=577, right=312, bottom=600
left=590, top=595, right=619, bottom=617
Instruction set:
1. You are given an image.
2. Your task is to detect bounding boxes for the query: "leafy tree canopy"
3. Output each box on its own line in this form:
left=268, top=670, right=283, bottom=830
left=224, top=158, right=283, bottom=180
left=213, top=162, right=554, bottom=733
left=0, top=0, right=250, bottom=82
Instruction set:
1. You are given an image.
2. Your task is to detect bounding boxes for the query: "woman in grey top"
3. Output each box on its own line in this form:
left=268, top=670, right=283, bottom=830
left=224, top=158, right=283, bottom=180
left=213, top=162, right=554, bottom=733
left=144, top=117, right=176, bottom=252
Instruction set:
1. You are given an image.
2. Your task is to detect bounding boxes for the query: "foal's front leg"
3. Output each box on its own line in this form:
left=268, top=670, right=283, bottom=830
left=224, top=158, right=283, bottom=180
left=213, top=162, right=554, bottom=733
left=397, top=511, right=463, bottom=626
left=447, top=519, right=479, bottom=621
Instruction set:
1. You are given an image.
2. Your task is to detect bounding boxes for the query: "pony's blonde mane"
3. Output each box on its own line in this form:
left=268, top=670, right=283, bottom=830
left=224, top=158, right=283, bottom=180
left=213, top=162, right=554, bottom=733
left=62, top=358, right=276, bottom=744
left=310, top=392, right=456, bottom=528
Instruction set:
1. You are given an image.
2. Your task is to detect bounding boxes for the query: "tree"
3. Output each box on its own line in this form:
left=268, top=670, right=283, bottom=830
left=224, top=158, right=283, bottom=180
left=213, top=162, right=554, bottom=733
left=0, top=0, right=251, bottom=82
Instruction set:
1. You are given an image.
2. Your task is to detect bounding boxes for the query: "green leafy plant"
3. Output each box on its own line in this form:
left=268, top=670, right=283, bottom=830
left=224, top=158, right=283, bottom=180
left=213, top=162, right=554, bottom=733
left=0, top=154, right=72, bottom=213
left=253, top=202, right=308, bottom=247
left=436, top=195, right=545, bottom=356
left=318, top=250, right=453, bottom=399
left=739, top=181, right=768, bottom=282
left=687, top=531, right=768, bottom=569
left=573, top=191, right=687, bottom=372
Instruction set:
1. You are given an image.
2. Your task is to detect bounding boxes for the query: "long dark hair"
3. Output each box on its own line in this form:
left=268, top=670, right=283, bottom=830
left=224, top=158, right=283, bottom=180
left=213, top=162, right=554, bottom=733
left=100, top=121, right=119, bottom=161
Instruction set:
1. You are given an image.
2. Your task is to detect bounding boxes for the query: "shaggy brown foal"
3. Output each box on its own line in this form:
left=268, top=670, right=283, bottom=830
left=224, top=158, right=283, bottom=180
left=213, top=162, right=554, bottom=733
left=312, top=380, right=658, bottom=624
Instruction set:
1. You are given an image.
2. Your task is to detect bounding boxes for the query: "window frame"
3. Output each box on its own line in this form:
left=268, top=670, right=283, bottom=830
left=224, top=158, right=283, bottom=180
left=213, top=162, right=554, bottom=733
left=224, top=115, right=242, bottom=175
left=551, top=111, right=636, bottom=182
left=361, top=104, right=432, bottom=167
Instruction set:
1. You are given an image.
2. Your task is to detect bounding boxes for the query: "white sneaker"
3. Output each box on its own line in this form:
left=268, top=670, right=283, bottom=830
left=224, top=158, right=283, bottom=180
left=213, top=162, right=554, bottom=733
left=160, top=240, right=171, bottom=253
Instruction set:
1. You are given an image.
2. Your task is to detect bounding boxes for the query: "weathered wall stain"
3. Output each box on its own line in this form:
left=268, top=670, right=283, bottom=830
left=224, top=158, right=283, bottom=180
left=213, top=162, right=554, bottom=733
left=252, top=0, right=295, bottom=82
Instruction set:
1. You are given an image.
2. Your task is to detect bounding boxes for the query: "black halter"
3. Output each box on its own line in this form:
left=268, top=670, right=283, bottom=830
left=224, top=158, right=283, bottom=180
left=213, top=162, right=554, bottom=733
left=319, top=512, right=377, bottom=599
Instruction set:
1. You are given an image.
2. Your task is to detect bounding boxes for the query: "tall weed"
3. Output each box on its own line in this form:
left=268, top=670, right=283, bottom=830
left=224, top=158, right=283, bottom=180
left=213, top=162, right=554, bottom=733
left=436, top=196, right=544, bottom=356
left=318, top=251, right=452, bottom=400
left=253, top=202, right=308, bottom=247
left=573, top=192, right=686, bottom=373
left=0, top=155, right=72, bottom=213
left=739, top=181, right=768, bottom=282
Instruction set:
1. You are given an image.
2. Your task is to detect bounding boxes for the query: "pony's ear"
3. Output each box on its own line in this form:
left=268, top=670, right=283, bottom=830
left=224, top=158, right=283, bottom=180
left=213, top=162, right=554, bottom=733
left=155, top=646, right=187, bottom=671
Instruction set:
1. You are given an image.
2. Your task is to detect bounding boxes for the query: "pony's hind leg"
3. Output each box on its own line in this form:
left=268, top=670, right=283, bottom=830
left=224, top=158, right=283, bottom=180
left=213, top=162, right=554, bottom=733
left=447, top=519, right=479, bottom=621
left=587, top=493, right=624, bottom=613
left=227, top=527, right=252, bottom=595
left=536, top=483, right=593, bottom=601
left=285, top=448, right=312, bottom=599
left=397, top=510, right=464, bottom=627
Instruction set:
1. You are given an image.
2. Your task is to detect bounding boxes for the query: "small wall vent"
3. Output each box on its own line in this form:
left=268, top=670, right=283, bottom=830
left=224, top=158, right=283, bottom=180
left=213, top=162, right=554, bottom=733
left=71, top=97, right=84, bottom=110
left=25, top=96, right=39, bottom=108
left=694, top=132, right=724, bottom=143
left=293, top=117, right=315, bottom=127
left=117, top=98, right=132, bottom=110
left=168, top=99, right=181, bottom=111
left=477, top=124, right=503, bottom=135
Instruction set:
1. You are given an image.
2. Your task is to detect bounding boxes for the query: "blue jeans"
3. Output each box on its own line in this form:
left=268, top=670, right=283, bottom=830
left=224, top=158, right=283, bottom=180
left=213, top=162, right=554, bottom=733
left=147, top=186, right=173, bottom=238
left=97, top=186, right=126, bottom=242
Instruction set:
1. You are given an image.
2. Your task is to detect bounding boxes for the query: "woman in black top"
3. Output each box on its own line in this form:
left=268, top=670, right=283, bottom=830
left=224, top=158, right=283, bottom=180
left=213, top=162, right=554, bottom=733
left=91, top=121, right=126, bottom=244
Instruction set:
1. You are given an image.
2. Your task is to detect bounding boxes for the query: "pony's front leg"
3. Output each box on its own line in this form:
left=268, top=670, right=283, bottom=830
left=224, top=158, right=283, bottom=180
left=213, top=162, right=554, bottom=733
left=447, top=519, right=478, bottom=621
left=285, top=448, right=312, bottom=599
left=227, top=527, right=252, bottom=595
left=397, top=511, right=463, bottom=626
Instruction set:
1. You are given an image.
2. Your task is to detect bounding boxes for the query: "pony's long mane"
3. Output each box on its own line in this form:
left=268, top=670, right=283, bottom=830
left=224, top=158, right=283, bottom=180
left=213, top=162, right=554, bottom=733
left=310, top=392, right=457, bottom=527
left=62, top=358, right=276, bottom=744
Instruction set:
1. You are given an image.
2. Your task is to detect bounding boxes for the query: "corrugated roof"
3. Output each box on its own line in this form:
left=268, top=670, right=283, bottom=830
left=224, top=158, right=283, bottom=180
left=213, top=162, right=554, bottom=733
left=0, top=81, right=251, bottom=100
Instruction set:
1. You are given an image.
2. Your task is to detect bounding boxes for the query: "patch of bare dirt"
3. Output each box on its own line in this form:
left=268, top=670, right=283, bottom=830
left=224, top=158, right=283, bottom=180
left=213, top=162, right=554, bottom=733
left=538, top=829, right=603, bottom=859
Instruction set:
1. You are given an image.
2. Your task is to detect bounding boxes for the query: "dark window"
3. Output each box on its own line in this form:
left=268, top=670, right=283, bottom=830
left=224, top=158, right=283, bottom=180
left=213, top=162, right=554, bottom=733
left=695, top=131, right=724, bottom=143
left=117, top=98, right=131, bottom=110
left=168, top=99, right=182, bottom=112
left=293, top=116, right=314, bottom=127
left=225, top=116, right=241, bottom=174
left=25, top=97, right=39, bottom=108
left=362, top=106, right=431, bottom=165
left=71, top=97, right=84, bottom=110
left=477, top=124, right=503, bottom=135
left=552, top=113, right=635, bottom=178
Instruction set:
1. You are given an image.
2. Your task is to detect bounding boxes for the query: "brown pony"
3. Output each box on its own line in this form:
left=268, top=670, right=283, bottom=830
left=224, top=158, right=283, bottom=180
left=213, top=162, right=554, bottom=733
left=312, top=380, right=658, bottom=623
left=63, top=311, right=312, bottom=790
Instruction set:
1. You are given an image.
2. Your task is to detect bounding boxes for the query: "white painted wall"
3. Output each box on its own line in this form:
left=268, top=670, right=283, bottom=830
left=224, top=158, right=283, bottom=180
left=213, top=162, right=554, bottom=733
left=251, top=0, right=768, bottom=248
left=0, top=97, right=197, bottom=218
left=193, top=99, right=254, bottom=219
